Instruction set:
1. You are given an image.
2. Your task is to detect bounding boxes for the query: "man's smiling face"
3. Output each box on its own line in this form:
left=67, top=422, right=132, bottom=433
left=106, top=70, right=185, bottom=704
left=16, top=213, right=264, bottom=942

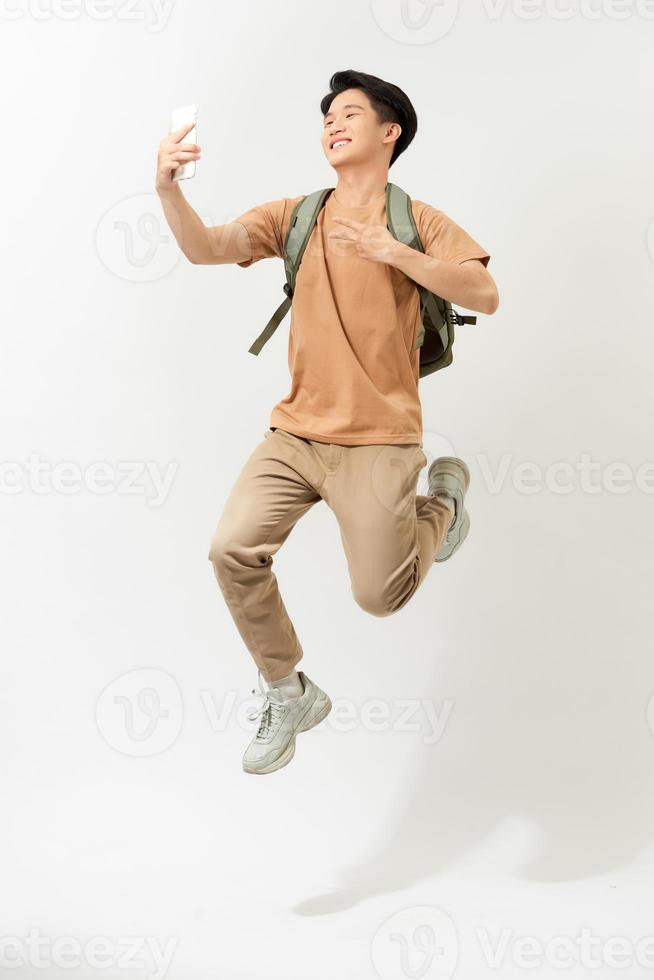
left=321, top=88, right=398, bottom=169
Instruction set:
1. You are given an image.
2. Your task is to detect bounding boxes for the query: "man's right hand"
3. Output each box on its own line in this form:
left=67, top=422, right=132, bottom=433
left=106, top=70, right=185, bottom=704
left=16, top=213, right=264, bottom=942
left=155, top=120, right=201, bottom=195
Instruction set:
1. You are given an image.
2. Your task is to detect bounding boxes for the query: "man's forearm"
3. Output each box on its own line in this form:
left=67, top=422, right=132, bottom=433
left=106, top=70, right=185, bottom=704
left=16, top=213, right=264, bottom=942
left=157, top=185, right=248, bottom=265
left=157, top=183, right=213, bottom=263
left=389, top=241, right=498, bottom=314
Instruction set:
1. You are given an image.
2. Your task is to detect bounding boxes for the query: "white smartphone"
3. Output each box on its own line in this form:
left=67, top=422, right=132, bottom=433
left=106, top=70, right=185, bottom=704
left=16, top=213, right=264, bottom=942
left=170, top=104, right=198, bottom=181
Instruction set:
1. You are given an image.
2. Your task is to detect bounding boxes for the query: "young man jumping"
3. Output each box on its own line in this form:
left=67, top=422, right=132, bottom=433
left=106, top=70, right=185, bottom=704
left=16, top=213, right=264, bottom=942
left=155, top=69, right=499, bottom=775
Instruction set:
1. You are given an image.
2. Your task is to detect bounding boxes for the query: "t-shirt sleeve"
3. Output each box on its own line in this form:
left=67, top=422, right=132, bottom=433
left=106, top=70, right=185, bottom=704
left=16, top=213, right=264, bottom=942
left=232, top=196, right=303, bottom=268
left=413, top=200, right=491, bottom=268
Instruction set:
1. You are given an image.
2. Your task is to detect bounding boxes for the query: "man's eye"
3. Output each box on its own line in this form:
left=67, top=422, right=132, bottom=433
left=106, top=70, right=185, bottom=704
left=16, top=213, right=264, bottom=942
left=324, top=113, right=356, bottom=127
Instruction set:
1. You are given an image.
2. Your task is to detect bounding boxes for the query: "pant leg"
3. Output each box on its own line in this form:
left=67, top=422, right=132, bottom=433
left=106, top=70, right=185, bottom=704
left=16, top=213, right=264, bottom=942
left=320, top=442, right=453, bottom=617
left=208, top=429, right=322, bottom=682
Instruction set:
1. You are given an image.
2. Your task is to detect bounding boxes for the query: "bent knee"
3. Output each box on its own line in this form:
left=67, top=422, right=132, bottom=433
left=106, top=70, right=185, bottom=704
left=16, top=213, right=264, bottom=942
left=207, top=531, right=233, bottom=569
left=208, top=531, right=268, bottom=572
left=352, top=588, right=395, bottom=618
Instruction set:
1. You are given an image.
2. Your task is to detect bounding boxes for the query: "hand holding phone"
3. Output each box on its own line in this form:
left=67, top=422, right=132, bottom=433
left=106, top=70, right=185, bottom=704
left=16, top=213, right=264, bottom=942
left=155, top=105, right=200, bottom=194
left=170, top=104, right=198, bottom=181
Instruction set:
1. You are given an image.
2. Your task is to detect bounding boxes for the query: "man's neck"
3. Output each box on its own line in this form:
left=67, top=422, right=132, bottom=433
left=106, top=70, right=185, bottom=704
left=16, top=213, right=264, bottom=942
left=332, top=169, right=389, bottom=208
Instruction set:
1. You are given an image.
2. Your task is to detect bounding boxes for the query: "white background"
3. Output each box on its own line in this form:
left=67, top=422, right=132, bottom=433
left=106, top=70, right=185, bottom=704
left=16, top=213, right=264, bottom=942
left=1, top=1, right=654, bottom=978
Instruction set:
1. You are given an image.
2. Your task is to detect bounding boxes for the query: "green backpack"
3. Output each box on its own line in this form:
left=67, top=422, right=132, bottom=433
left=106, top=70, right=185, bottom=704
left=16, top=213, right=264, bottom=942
left=247, top=181, right=477, bottom=379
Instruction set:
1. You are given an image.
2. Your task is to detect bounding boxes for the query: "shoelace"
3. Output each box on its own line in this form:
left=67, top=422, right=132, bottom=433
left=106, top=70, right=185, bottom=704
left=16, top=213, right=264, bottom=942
left=247, top=670, right=288, bottom=740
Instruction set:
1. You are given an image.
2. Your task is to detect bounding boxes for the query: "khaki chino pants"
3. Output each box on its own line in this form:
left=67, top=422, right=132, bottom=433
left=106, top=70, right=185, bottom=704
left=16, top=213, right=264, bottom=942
left=208, top=427, right=453, bottom=682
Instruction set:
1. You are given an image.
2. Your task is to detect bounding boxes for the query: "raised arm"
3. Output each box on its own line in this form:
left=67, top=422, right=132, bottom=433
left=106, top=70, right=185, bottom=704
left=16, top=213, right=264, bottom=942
left=154, top=121, right=252, bottom=265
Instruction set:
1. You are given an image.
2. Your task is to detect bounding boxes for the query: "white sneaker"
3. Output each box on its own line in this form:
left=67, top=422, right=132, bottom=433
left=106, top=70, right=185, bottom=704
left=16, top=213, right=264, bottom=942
left=243, top=670, right=332, bottom=775
left=427, top=455, right=471, bottom=562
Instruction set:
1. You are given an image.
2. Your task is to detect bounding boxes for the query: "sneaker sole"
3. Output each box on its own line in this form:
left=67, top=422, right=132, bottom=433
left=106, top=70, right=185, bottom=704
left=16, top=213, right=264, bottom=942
left=242, top=694, right=332, bottom=775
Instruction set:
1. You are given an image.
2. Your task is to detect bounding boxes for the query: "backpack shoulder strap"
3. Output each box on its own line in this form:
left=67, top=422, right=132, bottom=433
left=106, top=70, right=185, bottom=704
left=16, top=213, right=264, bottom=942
left=386, top=182, right=477, bottom=352
left=386, top=182, right=442, bottom=349
left=284, top=188, right=332, bottom=288
left=248, top=188, right=333, bottom=356
left=386, top=181, right=422, bottom=251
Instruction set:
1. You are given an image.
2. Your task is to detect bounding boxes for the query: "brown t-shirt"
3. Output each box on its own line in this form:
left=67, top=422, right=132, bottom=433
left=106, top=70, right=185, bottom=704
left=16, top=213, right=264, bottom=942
left=234, top=186, right=491, bottom=445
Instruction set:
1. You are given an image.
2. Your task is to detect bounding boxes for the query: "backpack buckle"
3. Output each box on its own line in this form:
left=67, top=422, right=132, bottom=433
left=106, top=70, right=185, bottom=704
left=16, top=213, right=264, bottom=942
left=283, top=282, right=292, bottom=298
left=449, top=309, right=476, bottom=327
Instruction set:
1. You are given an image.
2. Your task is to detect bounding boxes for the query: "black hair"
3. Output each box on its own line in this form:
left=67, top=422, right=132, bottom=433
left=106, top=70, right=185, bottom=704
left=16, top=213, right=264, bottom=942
left=320, top=69, right=417, bottom=168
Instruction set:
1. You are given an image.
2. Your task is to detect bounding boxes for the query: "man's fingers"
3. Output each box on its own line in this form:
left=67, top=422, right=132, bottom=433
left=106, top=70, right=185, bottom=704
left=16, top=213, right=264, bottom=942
left=170, top=120, right=197, bottom=143
left=161, top=139, right=200, bottom=157
left=170, top=149, right=201, bottom=162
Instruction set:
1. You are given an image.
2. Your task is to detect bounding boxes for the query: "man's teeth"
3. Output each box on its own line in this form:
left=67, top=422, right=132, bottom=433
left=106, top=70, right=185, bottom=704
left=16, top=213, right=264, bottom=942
left=332, top=140, right=350, bottom=149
